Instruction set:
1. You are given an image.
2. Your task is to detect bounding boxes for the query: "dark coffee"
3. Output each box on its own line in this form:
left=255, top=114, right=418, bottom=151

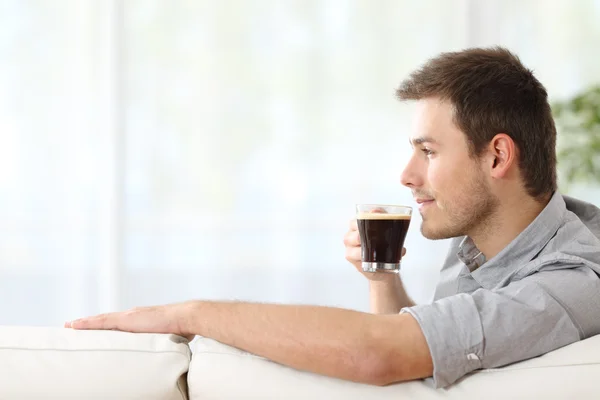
left=357, top=213, right=411, bottom=264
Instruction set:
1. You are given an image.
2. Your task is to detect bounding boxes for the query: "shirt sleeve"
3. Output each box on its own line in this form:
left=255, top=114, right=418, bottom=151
left=401, top=268, right=592, bottom=388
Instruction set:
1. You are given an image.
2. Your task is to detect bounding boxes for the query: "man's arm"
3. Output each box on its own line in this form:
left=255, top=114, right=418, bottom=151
left=67, top=301, right=432, bottom=386
left=369, top=275, right=415, bottom=314
left=399, top=267, right=599, bottom=387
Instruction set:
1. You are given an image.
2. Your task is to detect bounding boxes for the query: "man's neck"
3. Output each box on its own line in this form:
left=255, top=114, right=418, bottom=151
left=469, top=192, right=552, bottom=261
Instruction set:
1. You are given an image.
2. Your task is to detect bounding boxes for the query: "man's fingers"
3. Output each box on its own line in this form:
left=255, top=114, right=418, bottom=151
left=345, top=247, right=362, bottom=263
left=69, top=313, right=116, bottom=330
left=343, top=231, right=361, bottom=247
left=349, top=219, right=357, bottom=231
left=402, top=247, right=407, bottom=257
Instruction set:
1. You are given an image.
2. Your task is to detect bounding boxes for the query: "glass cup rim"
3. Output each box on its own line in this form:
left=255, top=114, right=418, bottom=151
left=355, top=204, right=412, bottom=218
left=355, top=203, right=412, bottom=208
left=355, top=203, right=412, bottom=211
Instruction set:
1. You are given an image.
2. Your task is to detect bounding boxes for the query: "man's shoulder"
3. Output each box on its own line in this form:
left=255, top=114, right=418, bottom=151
left=543, top=196, right=600, bottom=263
left=563, top=194, right=600, bottom=241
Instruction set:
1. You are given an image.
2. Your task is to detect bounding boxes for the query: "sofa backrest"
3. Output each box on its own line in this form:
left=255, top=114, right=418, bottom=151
left=188, top=334, right=600, bottom=399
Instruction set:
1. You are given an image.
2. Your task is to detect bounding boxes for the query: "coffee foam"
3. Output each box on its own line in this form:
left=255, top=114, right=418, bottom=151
left=357, top=212, right=411, bottom=220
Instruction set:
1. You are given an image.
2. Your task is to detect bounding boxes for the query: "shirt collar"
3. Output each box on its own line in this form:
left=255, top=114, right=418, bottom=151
left=457, top=237, right=486, bottom=272
left=459, top=191, right=566, bottom=289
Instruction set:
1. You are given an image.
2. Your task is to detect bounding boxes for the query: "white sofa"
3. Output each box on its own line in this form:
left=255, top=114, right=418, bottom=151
left=1, top=326, right=598, bottom=399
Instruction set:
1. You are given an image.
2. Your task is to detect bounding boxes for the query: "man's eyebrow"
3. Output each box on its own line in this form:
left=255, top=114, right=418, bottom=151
left=409, top=136, right=438, bottom=146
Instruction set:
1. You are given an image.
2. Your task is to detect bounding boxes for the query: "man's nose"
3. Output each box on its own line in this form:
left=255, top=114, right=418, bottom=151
left=400, top=154, right=423, bottom=189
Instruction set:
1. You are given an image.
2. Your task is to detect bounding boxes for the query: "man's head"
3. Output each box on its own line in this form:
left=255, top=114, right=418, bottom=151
left=397, top=47, right=557, bottom=240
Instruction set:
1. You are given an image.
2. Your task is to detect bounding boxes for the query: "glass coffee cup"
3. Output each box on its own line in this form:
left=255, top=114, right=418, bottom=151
left=356, top=204, right=412, bottom=273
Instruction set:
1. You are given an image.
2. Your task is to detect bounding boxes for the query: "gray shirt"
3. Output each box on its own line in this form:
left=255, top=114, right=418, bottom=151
left=402, top=192, right=600, bottom=388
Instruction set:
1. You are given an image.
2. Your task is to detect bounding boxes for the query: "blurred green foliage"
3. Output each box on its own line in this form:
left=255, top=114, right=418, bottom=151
left=552, top=86, right=600, bottom=186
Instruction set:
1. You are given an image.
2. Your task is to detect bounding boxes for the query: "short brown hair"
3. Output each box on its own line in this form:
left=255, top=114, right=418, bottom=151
left=396, top=46, right=557, bottom=199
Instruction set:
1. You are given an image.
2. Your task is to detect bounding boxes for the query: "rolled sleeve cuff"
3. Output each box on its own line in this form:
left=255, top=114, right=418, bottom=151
left=401, top=293, right=484, bottom=388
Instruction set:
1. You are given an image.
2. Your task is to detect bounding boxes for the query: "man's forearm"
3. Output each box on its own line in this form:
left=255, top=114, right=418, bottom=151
left=369, top=275, right=415, bottom=314
left=185, top=301, right=427, bottom=385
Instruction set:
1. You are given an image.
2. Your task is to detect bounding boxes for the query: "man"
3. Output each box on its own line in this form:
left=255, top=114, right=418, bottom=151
left=66, top=47, right=600, bottom=388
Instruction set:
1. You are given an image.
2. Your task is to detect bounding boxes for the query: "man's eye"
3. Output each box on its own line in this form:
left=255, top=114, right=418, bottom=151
left=422, top=148, right=434, bottom=156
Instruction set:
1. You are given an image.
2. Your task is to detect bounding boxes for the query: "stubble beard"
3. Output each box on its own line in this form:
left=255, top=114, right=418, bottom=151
left=420, top=173, right=499, bottom=240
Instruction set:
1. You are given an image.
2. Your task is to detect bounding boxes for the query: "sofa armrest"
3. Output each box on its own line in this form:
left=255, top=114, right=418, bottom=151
left=0, top=326, right=191, bottom=399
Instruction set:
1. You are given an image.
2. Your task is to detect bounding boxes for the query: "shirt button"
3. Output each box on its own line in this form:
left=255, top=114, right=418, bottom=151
left=467, top=353, right=480, bottom=361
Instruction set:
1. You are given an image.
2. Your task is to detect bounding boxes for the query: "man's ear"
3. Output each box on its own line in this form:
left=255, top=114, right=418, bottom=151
left=486, top=133, right=516, bottom=179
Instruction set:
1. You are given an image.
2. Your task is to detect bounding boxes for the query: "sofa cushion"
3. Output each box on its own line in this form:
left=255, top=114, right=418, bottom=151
left=0, top=326, right=190, bottom=399
left=188, top=334, right=600, bottom=399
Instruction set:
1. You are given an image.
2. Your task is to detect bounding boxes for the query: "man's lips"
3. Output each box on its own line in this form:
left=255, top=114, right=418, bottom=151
left=415, top=198, right=434, bottom=204
left=415, top=198, right=435, bottom=209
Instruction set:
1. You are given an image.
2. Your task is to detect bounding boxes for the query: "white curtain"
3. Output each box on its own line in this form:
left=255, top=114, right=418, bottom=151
left=1, top=0, right=599, bottom=326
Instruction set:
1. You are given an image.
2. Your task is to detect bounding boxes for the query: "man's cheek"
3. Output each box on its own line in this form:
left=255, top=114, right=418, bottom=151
left=427, top=166, right=446, bottom=191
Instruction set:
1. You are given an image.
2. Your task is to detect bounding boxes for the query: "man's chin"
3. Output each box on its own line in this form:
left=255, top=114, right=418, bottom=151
left=420, top=223, right=454, bottom=240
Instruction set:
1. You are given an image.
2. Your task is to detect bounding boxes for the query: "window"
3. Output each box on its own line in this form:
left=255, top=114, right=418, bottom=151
left=1, top=0, right=598, bottom=326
